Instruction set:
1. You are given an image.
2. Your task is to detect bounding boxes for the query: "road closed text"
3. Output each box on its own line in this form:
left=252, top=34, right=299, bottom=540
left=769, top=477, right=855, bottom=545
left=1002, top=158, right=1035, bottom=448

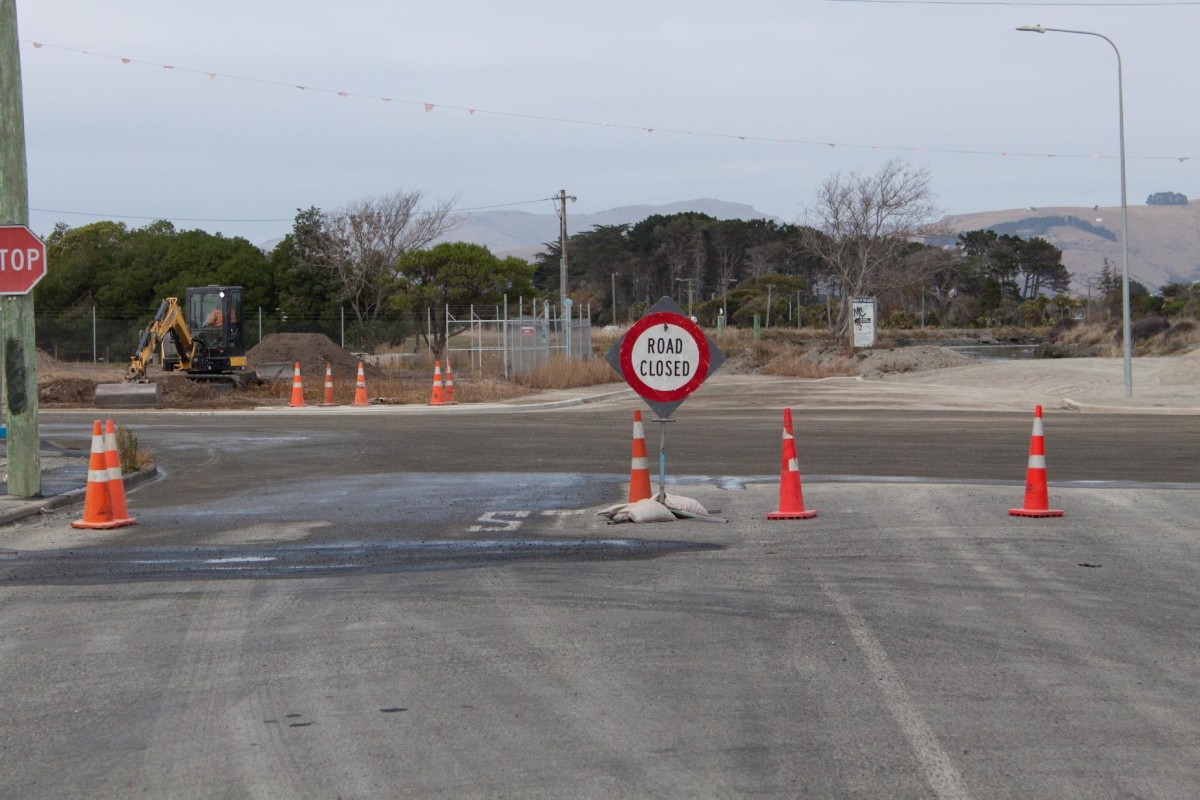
left=639, top=336, right=692, bottom=378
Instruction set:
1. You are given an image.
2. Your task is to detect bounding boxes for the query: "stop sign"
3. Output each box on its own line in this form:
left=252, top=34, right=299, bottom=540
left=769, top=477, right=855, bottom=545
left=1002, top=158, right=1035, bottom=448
left=0, top=225, right=47, bottom=295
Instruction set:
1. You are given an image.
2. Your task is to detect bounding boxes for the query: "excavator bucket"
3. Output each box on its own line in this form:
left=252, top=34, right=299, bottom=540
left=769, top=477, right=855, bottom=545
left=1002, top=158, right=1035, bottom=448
left=95, top=382, right=162, bottom=409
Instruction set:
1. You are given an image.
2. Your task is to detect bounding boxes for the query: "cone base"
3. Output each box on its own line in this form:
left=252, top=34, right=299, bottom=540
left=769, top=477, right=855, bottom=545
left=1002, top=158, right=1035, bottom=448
left=1008, top=508, right=1064, bottom=517
left=767, top=509, right=818, bottom=520
left=427, top=401, right=458, bottom=406
left=72, top=517, right=135, bottom=530
left=352, top=400, right=369, bottom=407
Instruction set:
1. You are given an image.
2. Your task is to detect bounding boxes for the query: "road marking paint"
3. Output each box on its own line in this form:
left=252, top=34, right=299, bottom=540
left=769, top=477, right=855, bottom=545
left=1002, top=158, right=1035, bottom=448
left=539, top=509, right=589, bottom=516
left=203, top=556, right=278, bottom=564
left=467, top=510, right=530, bottom=532
left=822, top=579, right=972, bottom=800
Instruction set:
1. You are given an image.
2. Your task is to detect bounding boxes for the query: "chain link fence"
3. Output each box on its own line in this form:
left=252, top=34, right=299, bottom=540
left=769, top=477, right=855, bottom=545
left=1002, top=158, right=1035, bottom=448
left=32, top=299, right=592, bottom=379
left=445, top=297, right=593, bottom=378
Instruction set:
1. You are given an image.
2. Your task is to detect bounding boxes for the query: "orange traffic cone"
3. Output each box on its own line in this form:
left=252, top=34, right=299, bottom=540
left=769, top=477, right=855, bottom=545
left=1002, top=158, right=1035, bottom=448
left=1009, top=404, right=1064, bottom=517
left=767, top=408, right=817, bottom=520
left=353, top=361, right=369, bottom=406
left=72, top=421, right=132, bottom=529
left=103, top=419, right=135, bottom=526
left=428, top=360, right=445, bottom=406
left=443, top=359, right=457, bottom=404
left=321, top=362, right=336, bottom=406
left=629, top=410, right=652, bottom=502
left=289, top=362, right=305, bottom=407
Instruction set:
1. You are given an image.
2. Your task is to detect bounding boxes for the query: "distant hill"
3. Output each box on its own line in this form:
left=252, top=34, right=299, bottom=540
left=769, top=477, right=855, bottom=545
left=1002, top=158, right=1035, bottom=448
left=937, top=201, right=1200, bottom=292
left=443, top=199, right=780, bottom=260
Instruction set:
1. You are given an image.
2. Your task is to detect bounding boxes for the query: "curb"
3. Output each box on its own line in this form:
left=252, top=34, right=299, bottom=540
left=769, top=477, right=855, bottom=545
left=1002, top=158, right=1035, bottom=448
left=0, top=464, right=159, bottom=528
left=1062, top=398, right=1200, bottom=415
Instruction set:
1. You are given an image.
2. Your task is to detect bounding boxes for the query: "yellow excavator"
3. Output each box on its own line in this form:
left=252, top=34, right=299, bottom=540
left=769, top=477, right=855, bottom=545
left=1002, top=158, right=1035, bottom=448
left=95, top=285, right=255, bottom=407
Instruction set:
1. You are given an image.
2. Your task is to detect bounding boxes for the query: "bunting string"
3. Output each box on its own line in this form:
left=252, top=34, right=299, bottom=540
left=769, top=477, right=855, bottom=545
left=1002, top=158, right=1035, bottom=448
left=23, top=39, right=1195, bottom=164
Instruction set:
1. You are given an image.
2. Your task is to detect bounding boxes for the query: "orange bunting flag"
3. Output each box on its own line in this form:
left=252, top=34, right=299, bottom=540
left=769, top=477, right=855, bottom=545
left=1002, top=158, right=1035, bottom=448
left=338, top=91, right=348, bottom=97
left=424, top=103, right=434, bottom=112
left=121, top=57, right=130, bottom=63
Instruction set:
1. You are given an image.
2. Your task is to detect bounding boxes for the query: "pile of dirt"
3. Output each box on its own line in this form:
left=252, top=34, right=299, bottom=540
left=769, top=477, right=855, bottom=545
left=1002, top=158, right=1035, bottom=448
left=159, top=375, right=260, bottom=408
left=38, top=376, right=99, bottom=407
left=246, top=333, right=385, bottom=383
left=854, top=345, right=975, bottom=379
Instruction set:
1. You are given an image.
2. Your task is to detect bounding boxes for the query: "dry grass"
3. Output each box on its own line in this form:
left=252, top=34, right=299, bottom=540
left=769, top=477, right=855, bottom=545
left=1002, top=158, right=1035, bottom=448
left=513, top=356, right=621, bottom=390
left=1050, top=320, right=1200, bottom=356
left=1051, top=322, right=1117, bottom=353
left=760, top=349, right=860, bottom=379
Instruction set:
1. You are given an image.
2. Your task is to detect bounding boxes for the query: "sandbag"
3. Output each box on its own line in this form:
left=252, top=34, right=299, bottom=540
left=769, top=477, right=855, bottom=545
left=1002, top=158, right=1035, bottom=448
left=596, top=498, right=676, bottom=524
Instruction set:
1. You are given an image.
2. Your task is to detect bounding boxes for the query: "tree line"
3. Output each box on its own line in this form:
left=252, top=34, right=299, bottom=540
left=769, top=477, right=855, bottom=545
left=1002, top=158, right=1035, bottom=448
left=35, top=160, right=1190, bottom=360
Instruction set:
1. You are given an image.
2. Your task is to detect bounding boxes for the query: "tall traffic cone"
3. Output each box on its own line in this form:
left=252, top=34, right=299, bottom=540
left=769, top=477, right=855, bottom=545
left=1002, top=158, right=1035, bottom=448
left=628, top=410, right=652, bottom=502
left=72, top=421, right=131, bottom=529
left=321, top=362, right=336, bottom=406
left=443, top=359, right=457, bottom=404
left=289, top=362, right=305, bottom=407
left=767, top=408, right=817, bottom=520
left=428, top=360, right=445, bottom=405
left=352, top=360, right=369, bottom=406
left=1009, top=404, right=1064, bottom=517
left=103, top=419, right=135, bottom=526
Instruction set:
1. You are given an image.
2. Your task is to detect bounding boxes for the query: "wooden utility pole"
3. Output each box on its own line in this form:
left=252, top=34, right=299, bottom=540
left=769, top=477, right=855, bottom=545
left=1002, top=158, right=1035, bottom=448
left=1, top=0, right=41, bottom=497
left=555, top=189, right=575, bottom=357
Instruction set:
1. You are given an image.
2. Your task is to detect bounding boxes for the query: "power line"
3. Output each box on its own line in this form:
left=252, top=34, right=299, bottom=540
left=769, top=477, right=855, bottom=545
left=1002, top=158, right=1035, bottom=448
left=30, top=197, right=560, bottom=225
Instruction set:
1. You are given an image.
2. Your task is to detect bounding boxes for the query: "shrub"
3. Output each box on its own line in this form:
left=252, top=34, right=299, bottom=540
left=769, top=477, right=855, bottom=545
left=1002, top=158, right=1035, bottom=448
left=116, top=425, right=153, bottom=473
left=1125, top=316, right=1170, bottom=342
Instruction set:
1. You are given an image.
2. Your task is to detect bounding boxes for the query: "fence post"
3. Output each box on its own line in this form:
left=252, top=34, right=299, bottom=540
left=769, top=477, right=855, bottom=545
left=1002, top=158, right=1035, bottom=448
left=258, top=307, right=262, bottom=344
left=340, top=306, right=345, bottom=349
left=92, top=305, right=97, bottom=363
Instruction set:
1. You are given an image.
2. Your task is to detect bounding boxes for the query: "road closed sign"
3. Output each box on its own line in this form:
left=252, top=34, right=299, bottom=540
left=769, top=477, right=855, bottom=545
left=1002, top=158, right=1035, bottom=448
left=605, top=296, right=724, bottom=418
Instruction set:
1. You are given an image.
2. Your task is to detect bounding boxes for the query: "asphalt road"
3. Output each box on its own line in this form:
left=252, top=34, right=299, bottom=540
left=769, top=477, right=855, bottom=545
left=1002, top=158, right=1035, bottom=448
left=1, top=399, right=1197, bottom=798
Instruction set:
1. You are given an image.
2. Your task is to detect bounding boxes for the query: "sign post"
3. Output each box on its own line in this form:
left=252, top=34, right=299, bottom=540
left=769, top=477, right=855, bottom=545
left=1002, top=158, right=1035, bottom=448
left=605, top=296, right=724, bottom=505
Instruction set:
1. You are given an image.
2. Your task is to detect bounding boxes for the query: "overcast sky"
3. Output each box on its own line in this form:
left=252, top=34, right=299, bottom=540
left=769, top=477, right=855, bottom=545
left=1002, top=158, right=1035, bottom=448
left=13, top=0, right=1200, bottom=245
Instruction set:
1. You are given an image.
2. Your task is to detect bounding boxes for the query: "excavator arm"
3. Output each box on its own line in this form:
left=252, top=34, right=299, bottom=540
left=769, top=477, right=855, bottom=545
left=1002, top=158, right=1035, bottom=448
left=126, top=297, right=200, bottom=381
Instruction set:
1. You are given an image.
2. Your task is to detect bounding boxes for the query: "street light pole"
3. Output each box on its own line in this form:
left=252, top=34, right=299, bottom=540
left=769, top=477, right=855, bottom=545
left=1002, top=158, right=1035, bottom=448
left=1017, top=24, right=1133, bottom=397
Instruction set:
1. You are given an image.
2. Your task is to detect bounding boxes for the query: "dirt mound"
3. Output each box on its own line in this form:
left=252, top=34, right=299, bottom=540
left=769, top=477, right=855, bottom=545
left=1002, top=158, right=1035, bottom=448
left=246, top=333, right=383, bottom=383
left=39, top=376, right=98, bottom=406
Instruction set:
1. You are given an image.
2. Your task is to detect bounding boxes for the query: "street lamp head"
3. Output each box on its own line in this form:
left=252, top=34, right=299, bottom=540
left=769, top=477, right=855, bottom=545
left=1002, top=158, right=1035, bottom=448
left=1016, top=24, right=1046, bottom=33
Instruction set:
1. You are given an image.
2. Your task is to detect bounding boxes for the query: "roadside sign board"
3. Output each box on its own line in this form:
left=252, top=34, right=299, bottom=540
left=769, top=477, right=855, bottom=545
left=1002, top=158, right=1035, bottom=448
left=605, top=296, right=724, bottom=418
left=852, top=297, right=875, bottom=348
left=0, top=225, right=47, bottom=295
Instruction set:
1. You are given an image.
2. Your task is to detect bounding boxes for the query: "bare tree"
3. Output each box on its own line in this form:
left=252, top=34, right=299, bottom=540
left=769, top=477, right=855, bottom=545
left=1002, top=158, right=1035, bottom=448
left=315, top=190, right=459, bottom=335
left=801, top=159, right=941, bottom=340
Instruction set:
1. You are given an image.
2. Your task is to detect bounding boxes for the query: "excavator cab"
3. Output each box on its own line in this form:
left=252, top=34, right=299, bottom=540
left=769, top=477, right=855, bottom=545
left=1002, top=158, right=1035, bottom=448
left=183, top=285, right=247, bottom=372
